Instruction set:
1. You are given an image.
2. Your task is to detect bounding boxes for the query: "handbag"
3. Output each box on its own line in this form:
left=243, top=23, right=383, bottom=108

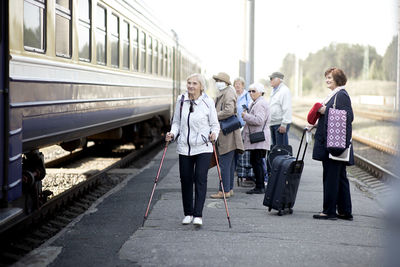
left=209, top=141, right=219, bottom=169
left=248, top=119, right=267, bottom=144
left=329, top=144, right=351, bottom=162
left=220, top=115, right=241, bottom=135
left=209, top=153, right=217, bottom=168
left=326, top=94, right=347, bottom=150
left=249, top=131, right=265, bottom=144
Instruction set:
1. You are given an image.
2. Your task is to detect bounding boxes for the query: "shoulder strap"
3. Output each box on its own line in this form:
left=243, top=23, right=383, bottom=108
left=333, top=94, right=338, bottom=109
left=248, top=118, right=267, bottom=134
left=179, top=95, right=184, bottom=120
left=247, top=101, right=268, bottom=134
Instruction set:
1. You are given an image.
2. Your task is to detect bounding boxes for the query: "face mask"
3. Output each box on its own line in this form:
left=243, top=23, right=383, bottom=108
left=215, top=82, right=226, bottom=90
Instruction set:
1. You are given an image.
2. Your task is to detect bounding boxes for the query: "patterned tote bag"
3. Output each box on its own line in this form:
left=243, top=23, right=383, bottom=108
left=327, top=94, right=347, bottom=149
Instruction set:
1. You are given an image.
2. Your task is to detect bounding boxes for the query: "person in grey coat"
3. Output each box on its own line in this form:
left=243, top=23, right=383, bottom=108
left=242, top=82, right=271, bottom=194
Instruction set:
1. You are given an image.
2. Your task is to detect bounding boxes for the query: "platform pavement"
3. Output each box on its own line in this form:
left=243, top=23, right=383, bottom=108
left=17, top=133, right=387, bottom=267
left=117, top=134, right=385, bottom=267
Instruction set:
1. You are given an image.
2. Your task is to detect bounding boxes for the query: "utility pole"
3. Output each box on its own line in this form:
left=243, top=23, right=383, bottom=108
left=397, top=0, right=400, bottom=110
left=248, top=0, right=255, bottom=85
left=239, top=0, right=248, bottom=87
left=362, top=46, right=369, bottom=80
left=240, top=0, right=255, bottom=88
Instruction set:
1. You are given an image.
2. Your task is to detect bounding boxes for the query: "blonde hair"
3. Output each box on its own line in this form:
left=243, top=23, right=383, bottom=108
left=233, top=77, right=245, bottom=87
left=187, top=73, right=207, bottom=91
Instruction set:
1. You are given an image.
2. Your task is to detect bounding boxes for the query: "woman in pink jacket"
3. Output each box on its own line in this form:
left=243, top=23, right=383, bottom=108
left=242, top=83, right=271, bottom=194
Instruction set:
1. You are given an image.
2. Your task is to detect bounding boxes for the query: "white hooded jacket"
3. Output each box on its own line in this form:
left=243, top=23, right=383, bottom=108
left=269, top=83, right=292, bottom=127
left=170, top=92, right=220, bottom=156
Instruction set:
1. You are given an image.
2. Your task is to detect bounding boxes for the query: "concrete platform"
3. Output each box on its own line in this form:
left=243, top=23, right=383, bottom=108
left=16, top=133, right=389, bottom=267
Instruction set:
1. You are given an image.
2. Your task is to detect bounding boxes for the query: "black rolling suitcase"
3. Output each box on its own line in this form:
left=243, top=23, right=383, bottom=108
left=263, top=129, right=308, bottom=215
left=266, top=144, right=293, bottom=177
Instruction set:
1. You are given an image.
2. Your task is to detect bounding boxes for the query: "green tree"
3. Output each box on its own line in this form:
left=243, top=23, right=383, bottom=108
left=280, top=41, right=390, bottom=95
left=382, top=35, right=398, bottom=81
left=280, top=53, right=296, bottom=89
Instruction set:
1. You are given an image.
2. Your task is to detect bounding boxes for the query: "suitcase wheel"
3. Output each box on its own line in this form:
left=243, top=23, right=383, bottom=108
left=277, top=210, right=283, bottom=216
left=288, top=208, right=293, bottom=214
left=268, top=207, right=272, bottom=212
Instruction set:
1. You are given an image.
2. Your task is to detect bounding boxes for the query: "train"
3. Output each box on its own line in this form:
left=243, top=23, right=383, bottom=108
left=0, top=0, right=201, bottom=226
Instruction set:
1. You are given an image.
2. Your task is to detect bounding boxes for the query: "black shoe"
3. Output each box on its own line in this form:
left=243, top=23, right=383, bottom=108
left=246, top=187, right=265, bottom=194
left=337, top=214, right=353, bottom=221
left=241, top=179, right=255, bottom=188
left=313, top=213, right=337, bottom=220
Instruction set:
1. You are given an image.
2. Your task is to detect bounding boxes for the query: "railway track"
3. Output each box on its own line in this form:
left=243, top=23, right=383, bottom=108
left=292, top=112, right=399, bottom=156
left=0, top=138, right=164, bottom=266
left=293, top=99, right=400, bottom=122
left=290, top=119, right=399, bottom=204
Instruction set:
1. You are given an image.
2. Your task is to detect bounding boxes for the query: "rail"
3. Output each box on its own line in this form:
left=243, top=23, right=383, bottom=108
left=290, top=117, right=399, bottom=183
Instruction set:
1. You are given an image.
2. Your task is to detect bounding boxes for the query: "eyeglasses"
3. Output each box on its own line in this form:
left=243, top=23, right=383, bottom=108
left=249, top=90, right=257, bottom=93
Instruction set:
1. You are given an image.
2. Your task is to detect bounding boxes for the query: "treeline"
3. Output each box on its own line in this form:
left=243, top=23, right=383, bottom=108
left=280, top=35, right=398, bottom=94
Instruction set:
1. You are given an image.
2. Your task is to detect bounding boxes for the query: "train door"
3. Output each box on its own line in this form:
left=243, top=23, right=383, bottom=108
left=0, top=0, right=22, bottom=207
left=0, top=0, right=6, bottom=203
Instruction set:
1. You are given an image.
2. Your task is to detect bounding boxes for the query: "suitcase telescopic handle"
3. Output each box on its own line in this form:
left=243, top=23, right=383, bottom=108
left=295, top=128, right=308, bottom=162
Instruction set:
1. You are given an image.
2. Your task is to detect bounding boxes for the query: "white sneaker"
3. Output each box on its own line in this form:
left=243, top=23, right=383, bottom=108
left=193, top=217, right=203, bottom=226
left=182, top=216, right=193, bottom=225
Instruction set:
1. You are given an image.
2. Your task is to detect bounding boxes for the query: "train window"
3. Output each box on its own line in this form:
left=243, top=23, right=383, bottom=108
left=140, top=31, right=146, bottom=72
left=122, top=20, right=129, bottom=69
left=160, top=44, right=164, bottom=76
left=23, top=0, right=46, bottom=52
left=110, top=14, right=119, bottom=68
left=78, top=0, right=91, bottom=61
left=55, top=0, right=72, bottom=58
left=154, top=40, right=159, bottom=75
left=147, top=36, right=153, bottom=74
left=56, top=0, right=70, bottom=9
left=96, top=5, right=106, bottom=65
left=164, top=46, right=168, bottom=77
left=132, top=26, right=139, bottom=71
left=169, top=50, right=172, bottom=78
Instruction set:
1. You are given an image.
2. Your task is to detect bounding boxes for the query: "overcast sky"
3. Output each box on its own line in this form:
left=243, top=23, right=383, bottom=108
left=145, top=0, right=398, bottom=82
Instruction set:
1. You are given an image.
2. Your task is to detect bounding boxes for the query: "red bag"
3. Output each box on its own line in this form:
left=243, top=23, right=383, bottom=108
left=307, top=102, right=323, bottom=125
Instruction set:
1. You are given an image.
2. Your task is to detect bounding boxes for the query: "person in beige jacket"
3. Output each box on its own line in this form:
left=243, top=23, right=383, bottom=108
left=210, top=72, right=244, bottom=199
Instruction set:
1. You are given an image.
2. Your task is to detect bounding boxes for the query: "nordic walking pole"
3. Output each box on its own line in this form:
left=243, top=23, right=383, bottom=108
left=212, top=141, right=232, bottom=228
left=142, top=141, right=169, bottom=226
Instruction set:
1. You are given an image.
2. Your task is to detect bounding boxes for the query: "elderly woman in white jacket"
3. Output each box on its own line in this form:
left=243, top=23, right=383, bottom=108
left=242, top=82, right=271, bottom=194
left=166, top=73, right=220, bottom=226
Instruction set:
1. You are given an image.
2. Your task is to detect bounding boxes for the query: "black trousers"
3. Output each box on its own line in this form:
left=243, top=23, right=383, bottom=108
left=179, top=153, right=212, bottom=217
left=250, top=149, right=266, bottom=189
left=322, top=159, right=352, bottom=216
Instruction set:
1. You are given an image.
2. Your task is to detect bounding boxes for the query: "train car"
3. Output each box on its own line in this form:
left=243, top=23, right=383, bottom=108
left=0, top=0, right=201, bottom=226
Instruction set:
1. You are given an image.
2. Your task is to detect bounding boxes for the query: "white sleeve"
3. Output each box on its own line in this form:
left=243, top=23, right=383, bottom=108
left=170, top=97, right=182, bottom=138
left=281, top=88, right=292, bottom=127
left=208, top=99, right=220, bottom=139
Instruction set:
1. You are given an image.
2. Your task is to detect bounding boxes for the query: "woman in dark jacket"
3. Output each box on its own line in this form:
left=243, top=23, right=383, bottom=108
left=309, top=67, right=354, bottom=221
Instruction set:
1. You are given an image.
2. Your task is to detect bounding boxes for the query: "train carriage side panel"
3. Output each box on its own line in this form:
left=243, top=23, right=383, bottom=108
left=2, top=0, right=23, bottom=202
left=8, top=57, right=173, bottom=151
left=0, top=0, right=5, bottom=201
